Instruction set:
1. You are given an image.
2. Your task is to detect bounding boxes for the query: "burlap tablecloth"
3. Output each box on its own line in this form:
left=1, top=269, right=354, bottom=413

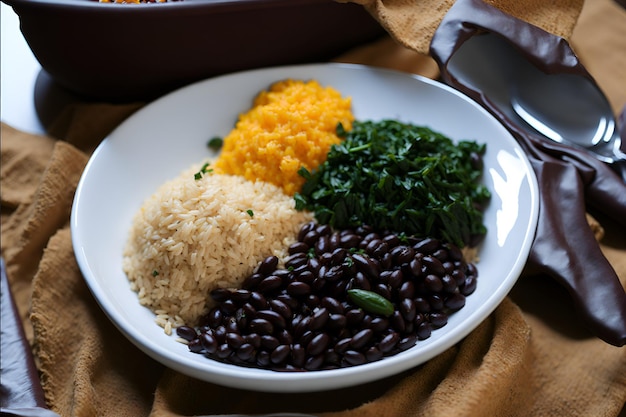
left=1, top=0, right=625, bottom=415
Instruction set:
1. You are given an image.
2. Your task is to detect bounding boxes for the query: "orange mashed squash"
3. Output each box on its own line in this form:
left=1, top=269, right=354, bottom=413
left=212, top=79, right=354, bottom=196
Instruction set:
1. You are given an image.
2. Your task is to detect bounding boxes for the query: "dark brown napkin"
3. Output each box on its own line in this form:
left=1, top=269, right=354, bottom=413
left=425, top=0, right=626, bottom=346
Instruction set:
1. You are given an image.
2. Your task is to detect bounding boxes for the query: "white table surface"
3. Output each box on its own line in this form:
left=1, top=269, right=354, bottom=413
left=1, top=2, right=46, bottom=135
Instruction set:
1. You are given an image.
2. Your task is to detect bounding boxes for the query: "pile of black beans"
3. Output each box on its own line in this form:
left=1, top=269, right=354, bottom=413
left=176, top=221, right=478, bottom=371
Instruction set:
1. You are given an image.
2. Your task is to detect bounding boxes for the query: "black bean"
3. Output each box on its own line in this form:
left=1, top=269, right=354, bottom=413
left=213, top=325, right=227, bottom=344
left=398, top=281, right=415, bottom=299
left=343, top=350, right=366, bottom=366
left=328, top=233, right=341, bottom=250
left=316, top=224, right=332, bottom=237
left=345, top=308, right=365, bottom=326
left=416, top=322, right=432, bottom=340
left=400, top=298, right=417, bottom=322
left=461, top=276, right=477, bottom=295
left=310, top=307, right=330, bottom=331
left=307, top=333, right=330, bottom=356
left=257, top=350, right=271, bottom=367
left=351, top=272, right=371, bottom=291
left=231, top=289, right=251, bottom=303
left=324, top=349, right=341, bottom=366
left=268, top=299, right=292, bottom=320
left=429, top=312, right=448, bottom=328
left=397, top=334, right=417, bottom=351
left=225, top=317, right=239, bottom=333
left=248, top=318, right=274, bottom=335
left=236, top=343, right=255, bottom=361
left=307, top=258, right=321, bottom=276
left=414, top=296, right=430, bottom=313
left=410, top=308, right=423, bottom=322
left=270, top=345, right=291, bottom=364
left=220, top=299, right=237, bottom=315
left=200, top=333, right=217, bottom=353
left=323, top=264, right=344, bottom=282
left=378, top=332, right=400, bottom=353
left=305, top=354, right=325, bottom=371
left=339, top=233, right=361, bottom=249
left=451, top=268, right=466, bottom=286
left=210, top=288, right=232, bottom=302
left=422, top=255, right=446, bottom=276
left=188, top=339, right=204, bottom=353
left=287, top=281, right=311, bottom=297
left=257, top=275, right=283, bottom=294
left=386, top=269, right=403, bottom=289
left=176, top=325, right=197, bottom=342
left=285, top=252, right=308, bottom=269
left=315, top=235, right=330, bottom=255
left=446, top=243, right=464, bottom=262
left=244, top=333, right=261, bottom=349
left=382, top=233, right=401, bottom=248
left=441, top=274, right=457, bottom=293
left=299, top=330, right=315, bottom=348
left=445, top=293, right=466, bottom=310
left=409, top=257, right=422, bottom=277
left=257, top=255, right=279, bottom=275
left=241, top=273, right=264, bottom=290
left=374, top=283, right=392, bottom=300
left=350, top=328, right=373, bottom=350
left=391, top=245, right=414, bottom=264
left=429, top=294, right=445, bottom=311
left=277, top=294, right=299, bottom=310
left=371, top=241, right=389, bottom=259
left=226, top=332, right=245, bottom=349
left=327, top=313, right=347, bottom=330
left=321, top=296, right=344, bottom=314
left=334, top=337, right=352, bottom=354
left=365, top=346, right=383, bottom=362
left=260, top=335, right=280, bottom=352
left=365, top=238, right=383, bottom=256
left=412, top=237, right=440, bottom=254
left=216, top=343, right=232, bottom=359
left=369, top=317, right=389, bottom=333
left=390, top=310, right=406, bottom=333
left=291, top=344, right=306, bottom=368
left=432, top=248, right=449, bottom=262
left=424, top=274, right=443, bottom=293
left=302, top=230, right=320, bottom=247
left=352, top=253, right=378, bottom=280
left=256, top=310, right=286, bottom=329
left=248, top=291, right=268, bottom=310
left=442, top=261, right=456, bottom=274
left=304, top=294, right=320, bottom=309
left=288, top=241, right=309, bottom=255
left=298, top=221, right=316, bottom=241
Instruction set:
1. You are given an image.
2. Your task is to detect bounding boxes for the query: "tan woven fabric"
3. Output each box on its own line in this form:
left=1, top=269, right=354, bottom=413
left=1, top=0, right=625, bottom=415
left=342, top=0, right=584, bottom=55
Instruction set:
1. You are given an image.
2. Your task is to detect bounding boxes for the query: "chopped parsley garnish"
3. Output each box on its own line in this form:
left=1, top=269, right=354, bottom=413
left=152, top=270, right=159, bottom=277
left=207, top=137, right=224, bottom=151
left=194, top=162, right=213, bottom=180
left=294, top=120, right=490, bottom=247
left=246, top=209, right=254, bottom=217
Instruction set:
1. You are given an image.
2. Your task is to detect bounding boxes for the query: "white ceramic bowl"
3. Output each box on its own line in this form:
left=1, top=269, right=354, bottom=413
left=71, top=63, right=539, bottom=393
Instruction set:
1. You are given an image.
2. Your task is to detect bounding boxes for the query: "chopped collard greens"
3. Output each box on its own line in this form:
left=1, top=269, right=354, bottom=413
left=294, top=120, right=491, bottom=248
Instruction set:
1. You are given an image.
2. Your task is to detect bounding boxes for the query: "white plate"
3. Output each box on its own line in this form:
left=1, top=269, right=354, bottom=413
left=71, top=63, right=539, bottom=393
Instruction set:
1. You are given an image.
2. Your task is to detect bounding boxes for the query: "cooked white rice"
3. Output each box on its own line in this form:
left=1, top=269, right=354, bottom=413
left=122, top=164, right=313, bottom=334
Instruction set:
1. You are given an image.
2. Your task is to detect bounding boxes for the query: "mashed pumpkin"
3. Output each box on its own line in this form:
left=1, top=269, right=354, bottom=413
left=213, top=79, right=354, bottom=195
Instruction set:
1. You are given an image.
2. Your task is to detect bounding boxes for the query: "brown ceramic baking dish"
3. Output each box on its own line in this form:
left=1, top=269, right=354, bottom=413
left=3, top=0, right=385, bottom=102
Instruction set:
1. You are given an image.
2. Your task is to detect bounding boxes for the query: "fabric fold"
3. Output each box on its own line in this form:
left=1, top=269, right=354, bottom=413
left=428, top=0, right=626, bottom=346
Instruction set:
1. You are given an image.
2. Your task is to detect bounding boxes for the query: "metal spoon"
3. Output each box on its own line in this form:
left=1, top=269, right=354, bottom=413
left=445, top=33, right=626, bottom=181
